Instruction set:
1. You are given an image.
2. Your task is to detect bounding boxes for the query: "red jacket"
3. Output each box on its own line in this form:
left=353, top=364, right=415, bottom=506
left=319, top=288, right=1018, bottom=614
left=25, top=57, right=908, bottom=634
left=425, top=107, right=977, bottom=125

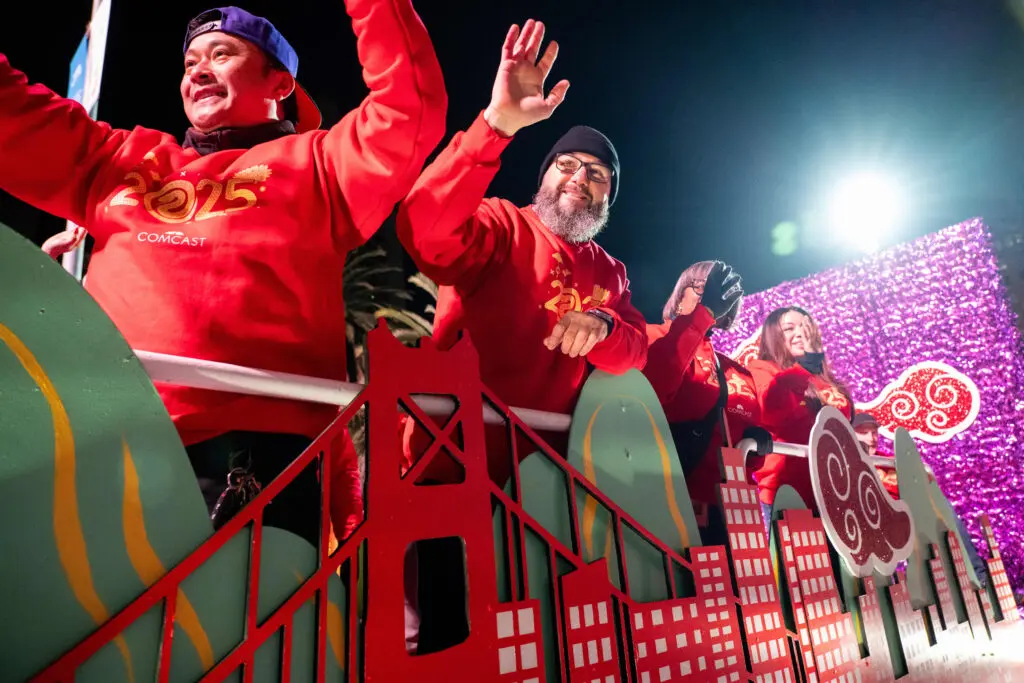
left=874, top=452, right=900, bottom=499
left=0, top=0, right=446, bottom=539
left=747, top=359, right=853, bottom=507
left=396, top=113, right=647, bottom=483
left=645, top=309, right=761, bottom=505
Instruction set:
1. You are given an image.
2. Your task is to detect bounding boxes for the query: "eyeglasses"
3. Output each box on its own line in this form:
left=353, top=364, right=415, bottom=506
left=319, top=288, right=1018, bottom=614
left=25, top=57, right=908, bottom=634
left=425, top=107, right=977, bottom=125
left=687, top=280, right=706, bottom=295
left=554, top=154, right=614, bottom=184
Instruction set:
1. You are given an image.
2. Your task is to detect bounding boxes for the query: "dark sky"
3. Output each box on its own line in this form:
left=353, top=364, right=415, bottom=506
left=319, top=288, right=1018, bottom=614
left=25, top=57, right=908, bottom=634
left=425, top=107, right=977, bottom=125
left=4, top=0, right=1024, bottom=319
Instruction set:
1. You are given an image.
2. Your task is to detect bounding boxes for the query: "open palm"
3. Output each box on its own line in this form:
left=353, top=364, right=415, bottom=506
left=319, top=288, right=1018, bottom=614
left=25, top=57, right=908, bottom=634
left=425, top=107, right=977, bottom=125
left=486, top=19, right=570, bottom=136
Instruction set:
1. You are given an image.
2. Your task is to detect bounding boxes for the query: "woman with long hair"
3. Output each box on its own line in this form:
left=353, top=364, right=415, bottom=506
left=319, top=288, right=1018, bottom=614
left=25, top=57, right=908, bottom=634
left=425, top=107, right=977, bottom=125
left=644, top=260, right=760, bottom=544
left=747, top=306, right=853, bottom=512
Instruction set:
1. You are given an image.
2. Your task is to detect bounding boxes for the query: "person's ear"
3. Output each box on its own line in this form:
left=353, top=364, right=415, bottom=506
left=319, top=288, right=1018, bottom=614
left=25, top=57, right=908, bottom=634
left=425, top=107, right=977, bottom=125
left=273, top=71, right=296, bottom=102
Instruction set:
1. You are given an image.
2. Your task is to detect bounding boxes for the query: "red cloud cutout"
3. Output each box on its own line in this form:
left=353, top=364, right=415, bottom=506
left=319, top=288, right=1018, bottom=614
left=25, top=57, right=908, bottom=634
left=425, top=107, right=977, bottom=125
left=856, top=361, right=980, bottom=444
left=808, top=408, right=915, bottom=577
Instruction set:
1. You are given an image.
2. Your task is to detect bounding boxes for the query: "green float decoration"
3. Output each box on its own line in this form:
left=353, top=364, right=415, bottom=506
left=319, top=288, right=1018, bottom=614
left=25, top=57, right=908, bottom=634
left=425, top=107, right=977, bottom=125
left=565, top=369, right=701, bottom=602
left=0, top=224, right=345, bottom=682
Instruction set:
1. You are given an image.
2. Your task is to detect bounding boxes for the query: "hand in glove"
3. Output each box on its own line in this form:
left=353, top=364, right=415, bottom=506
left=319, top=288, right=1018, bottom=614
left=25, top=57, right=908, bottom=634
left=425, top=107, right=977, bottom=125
left=700, top=261, right=743, bottom=321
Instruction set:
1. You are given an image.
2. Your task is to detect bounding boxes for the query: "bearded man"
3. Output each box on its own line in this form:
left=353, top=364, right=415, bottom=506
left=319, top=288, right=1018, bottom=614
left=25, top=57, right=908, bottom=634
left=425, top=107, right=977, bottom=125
left=396, top=19, right=647, bottom=485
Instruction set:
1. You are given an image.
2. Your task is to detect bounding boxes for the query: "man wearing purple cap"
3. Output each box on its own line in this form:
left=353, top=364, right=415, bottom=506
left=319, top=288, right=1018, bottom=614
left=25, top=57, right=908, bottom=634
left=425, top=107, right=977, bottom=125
left=0, top=2, right=447, bottom=546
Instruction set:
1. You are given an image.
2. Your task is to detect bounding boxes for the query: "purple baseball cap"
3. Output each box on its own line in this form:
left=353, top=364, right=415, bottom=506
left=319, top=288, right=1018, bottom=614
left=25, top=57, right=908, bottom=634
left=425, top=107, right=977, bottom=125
left=184, top=7, right=321, bottom=133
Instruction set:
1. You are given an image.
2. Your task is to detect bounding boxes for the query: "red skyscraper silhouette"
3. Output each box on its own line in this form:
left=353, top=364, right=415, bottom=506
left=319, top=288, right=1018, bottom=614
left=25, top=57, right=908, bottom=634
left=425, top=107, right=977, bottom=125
left=979, top=514, right=1020, bottom=623
left=777, top=509, right=860, bottom=683
left=717, top=447, right=794, bottom=683
left=857, top=575, right=895, bottom=683
left=561, top=560, right=622, bottom=683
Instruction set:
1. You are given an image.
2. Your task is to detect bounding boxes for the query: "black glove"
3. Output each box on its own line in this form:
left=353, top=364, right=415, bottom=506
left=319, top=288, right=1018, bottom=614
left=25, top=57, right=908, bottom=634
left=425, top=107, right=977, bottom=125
left=796, top=351, right=825, bottom=375
left=700, top=261, right=743, bottom=320
left=742, top=426, right=774, bottom=456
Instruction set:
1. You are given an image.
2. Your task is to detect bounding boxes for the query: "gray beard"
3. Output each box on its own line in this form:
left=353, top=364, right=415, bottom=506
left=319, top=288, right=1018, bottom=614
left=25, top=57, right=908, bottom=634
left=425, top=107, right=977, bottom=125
left=531, top=186, right=609, bottom=244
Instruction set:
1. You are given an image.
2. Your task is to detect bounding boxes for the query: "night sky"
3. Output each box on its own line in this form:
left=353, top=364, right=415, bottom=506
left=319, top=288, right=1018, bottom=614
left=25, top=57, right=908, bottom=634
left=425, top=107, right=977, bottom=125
left=4, top=0, right=1024, bottom=320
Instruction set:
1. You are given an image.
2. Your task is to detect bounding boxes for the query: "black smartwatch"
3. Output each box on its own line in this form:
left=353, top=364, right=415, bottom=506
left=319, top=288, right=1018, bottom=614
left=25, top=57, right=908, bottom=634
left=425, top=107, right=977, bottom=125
left=586, top=309, right=615, bottom=334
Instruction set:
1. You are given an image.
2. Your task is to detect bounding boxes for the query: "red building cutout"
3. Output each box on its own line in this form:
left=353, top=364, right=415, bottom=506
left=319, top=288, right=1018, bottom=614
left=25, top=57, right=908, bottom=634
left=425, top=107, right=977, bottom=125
left=927, top=543, right=956, bottom=629
left=857, top=575, right=895, bottom=682
left=561, top=560, right=622, bottom=683
left=979, top=515, right=1019, bottom=623
left=496, top=600, right=545, bottom=683
left=946, top=531, right=985, bottom=638
left=777, top=509, right=860, bottom=683
left=691, top=547, right=747, bottom=682
left=631, top=597, right=707, bottom=682
left=888, top=571, right=936, bottom=679
left=717, top=447, right=794, bottom=683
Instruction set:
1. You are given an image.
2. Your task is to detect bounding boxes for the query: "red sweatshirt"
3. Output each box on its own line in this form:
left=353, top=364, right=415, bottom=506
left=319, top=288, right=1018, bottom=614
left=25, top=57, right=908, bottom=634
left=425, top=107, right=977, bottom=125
left=0, top=0, right=446, bottom=539
left=874, top=452, right=900, bottom=499
left=747, top=359, right=853, bottom=506
left=645, top=309, right=761, bottom=505
left=396, top=113, right=648, bottom=483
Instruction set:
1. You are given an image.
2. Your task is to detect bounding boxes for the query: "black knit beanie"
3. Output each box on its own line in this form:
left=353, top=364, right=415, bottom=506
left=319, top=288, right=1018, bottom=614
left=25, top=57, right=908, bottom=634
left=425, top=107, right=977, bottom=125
left=538, top=125, right=620, bottom=205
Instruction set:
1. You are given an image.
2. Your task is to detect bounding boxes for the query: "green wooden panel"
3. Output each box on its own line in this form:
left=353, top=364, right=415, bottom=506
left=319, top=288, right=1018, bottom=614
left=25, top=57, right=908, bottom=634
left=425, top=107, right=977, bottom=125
left=0, top=224, right=345, bottom=681
left=565, top=369, right=701, bottom=602
left=892, top=427, right=970, bottom=621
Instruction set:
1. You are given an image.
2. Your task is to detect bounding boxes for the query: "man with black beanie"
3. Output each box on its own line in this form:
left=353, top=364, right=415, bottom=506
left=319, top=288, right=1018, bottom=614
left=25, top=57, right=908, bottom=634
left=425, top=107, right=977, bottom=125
left=395, top=18, right=646, bottom=655
left=397, top=18, right=647, bottom=486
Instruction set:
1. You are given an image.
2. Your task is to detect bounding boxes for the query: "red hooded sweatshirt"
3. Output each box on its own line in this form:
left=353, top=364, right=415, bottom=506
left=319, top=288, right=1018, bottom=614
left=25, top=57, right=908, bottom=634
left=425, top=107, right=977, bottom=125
left=645, top=308, right=761, bottom=506
left=0, top=0, right=447, bottom=538
left=396, top=114, right=648, bottom=484
left=746, top=360, right=853, bottom=506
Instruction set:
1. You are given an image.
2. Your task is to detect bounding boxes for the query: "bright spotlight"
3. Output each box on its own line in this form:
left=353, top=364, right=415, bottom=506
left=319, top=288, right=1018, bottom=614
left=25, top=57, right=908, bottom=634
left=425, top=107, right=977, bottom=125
left=826, top=172, right=903, bottom=253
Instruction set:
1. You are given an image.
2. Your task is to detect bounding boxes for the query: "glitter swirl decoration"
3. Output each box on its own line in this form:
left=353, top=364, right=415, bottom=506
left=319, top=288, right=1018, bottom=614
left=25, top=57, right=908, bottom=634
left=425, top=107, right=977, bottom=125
left=856, top=361, right=980, bottom=443
left=715, top=219, right=1024, bottom=609
left=809, top=408, right=915, bottom=577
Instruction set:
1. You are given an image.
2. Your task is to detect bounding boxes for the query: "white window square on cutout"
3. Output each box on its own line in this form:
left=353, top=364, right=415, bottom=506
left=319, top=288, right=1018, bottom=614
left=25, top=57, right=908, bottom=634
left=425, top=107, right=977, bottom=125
left=498, top=645, right=517, bottom=674
left=518, top=607, right=535, bottom=635
left=520, top=642, right=538, bottom=670
left=497, top=611, right=515, bottom=639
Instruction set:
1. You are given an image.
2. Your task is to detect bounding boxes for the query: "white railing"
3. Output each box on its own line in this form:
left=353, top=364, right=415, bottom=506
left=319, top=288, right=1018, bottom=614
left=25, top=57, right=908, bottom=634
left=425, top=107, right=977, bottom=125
left=136, top=351, right=894, bottom=468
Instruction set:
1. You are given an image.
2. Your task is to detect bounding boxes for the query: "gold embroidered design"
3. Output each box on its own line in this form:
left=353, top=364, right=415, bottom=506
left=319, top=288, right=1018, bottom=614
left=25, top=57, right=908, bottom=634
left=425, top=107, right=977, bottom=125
left=583, top=284, right=612, bottom=307
left=696, top=355, right=719, bottom=387
left=820, top=385, right=848, bottom=410
left=727, top=374, right=755, bottom=399
left=544, top=280, right=584, bottom=319
left=543, top=253, right=615, bottom=318
left=108, top=164, right=272, bottom=225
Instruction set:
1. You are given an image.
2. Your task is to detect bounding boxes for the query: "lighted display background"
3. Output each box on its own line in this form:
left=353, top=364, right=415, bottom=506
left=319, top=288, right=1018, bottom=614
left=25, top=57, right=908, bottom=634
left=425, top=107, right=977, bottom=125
left=714, top=218, right=1024, bottom=602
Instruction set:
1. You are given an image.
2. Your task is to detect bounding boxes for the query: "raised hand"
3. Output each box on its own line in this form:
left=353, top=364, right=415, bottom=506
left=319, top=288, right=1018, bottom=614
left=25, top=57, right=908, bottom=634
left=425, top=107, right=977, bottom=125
left=41, top=226, right=86, bottom=260
left=484, top=19, right=570, bottom=137
left=700, top=261, right=743, bottom=321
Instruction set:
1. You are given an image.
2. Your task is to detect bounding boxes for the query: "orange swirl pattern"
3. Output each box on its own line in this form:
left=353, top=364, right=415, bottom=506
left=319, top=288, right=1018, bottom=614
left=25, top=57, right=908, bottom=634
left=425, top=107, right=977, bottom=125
left=0, top=323, right=135, bottom=682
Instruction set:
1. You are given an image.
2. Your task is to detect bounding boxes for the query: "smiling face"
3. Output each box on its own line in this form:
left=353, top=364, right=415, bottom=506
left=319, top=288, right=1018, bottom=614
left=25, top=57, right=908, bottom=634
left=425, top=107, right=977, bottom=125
left=532, top=152, right=612, bottom=243
left=181, top=32, right=294, bottom=133
left=779, top=309, right=812, bottom=358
